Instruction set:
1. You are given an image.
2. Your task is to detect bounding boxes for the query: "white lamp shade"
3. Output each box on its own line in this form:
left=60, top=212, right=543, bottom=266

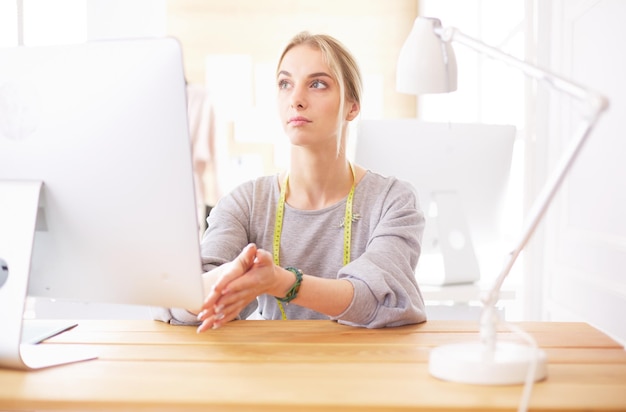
left=396, top=17, right=458, bottom=95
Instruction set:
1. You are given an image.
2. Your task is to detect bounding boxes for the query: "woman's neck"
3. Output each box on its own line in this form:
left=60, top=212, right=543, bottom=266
left=283, top=155, right=354, bottom=210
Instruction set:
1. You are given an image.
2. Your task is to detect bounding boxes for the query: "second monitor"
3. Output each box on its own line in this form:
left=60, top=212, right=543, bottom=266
left=354, top=119, right=516, bottom=285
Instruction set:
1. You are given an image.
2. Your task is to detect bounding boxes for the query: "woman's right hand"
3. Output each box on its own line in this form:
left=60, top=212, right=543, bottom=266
left=196, top=243, right=258, bottom=332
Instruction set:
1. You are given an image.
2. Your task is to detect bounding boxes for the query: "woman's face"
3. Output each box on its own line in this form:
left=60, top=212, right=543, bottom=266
left=276, top=44, right=344, bottom=149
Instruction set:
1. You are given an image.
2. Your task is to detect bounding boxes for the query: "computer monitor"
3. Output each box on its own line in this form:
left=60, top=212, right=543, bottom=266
left=354, top=119, right=516, bottom=286
left=0, top=38, right=205, bottom=369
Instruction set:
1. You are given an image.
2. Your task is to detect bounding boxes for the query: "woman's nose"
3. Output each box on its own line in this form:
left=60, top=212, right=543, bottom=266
left=289, top=85, right=306, bottom=109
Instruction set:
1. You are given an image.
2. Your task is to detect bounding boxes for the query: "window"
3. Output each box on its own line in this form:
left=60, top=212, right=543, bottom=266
left=0, top=0, right=86, bottom=47
left=418, top=0, right=527, bottom=320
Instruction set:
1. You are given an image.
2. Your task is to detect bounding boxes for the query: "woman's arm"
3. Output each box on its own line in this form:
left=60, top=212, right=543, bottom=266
left=196, top=245, right=355, bottom=331
left=332, top=178, right=427, bottom=328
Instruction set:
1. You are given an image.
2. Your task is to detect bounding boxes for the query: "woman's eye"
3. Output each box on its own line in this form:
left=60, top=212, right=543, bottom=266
left=311, top=79, right=327, bottom=89
left=278, top=79, right=290, bottom=89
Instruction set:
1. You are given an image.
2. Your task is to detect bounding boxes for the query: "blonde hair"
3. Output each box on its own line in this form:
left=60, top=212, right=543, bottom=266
left=277, top=31, right=363, bottom=156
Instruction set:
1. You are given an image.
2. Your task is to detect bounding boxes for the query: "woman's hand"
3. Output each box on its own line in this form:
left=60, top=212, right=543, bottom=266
left=196, top=244, right=289, bottom=332
left=196, top=243, right=257, bottom=332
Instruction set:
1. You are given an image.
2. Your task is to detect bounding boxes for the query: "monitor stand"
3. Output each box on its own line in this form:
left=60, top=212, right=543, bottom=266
left=416, top=191, right=481, bottom=286
left=0, top=180, right=97, bottom=370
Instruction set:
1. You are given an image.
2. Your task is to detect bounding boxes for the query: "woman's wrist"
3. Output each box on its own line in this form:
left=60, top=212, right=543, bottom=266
left=275, top=267, right=303, bottom=303
left=272, top=266, right=302, bottom=301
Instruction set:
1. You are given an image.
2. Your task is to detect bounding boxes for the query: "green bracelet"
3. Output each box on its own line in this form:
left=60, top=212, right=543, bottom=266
left=276, top=267, right=303, bottom=303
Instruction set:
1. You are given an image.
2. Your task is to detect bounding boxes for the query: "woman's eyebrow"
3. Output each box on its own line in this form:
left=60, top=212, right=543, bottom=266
left=277, top=70, right=332, bottom=79
left=307, top=72, right=332, bottom=79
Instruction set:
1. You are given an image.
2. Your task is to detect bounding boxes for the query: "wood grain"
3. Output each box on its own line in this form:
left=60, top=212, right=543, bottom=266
left=1, top=319, right=625, bottom=411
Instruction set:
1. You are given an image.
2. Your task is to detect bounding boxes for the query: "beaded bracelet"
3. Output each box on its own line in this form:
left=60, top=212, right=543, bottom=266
left=276, top=266, right=303, bottom=303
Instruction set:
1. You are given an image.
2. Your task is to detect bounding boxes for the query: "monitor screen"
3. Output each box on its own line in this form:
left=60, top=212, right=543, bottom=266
left=0, top=39, right=205, bottom=318
left=354, top=119, right=516, bottom=285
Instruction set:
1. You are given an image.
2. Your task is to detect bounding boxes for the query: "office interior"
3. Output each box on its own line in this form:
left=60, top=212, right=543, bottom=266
left=1, top=0, right=624, bottom=348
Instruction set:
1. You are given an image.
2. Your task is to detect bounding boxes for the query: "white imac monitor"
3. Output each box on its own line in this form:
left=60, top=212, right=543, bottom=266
left=0, top=38, right=205, bottom=370
left=354, top=119, right=516, bottom=286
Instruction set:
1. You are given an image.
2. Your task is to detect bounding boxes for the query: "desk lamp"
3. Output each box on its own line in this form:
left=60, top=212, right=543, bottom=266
left=397, top=16, right=608, bottom=385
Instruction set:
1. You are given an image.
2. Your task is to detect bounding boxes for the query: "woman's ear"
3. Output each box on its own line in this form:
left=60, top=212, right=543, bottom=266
left=345, top=101, right=360, bottom=121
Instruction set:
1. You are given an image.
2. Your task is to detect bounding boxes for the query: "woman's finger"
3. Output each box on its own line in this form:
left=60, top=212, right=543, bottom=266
left=211, top=301, right=246, bottom=330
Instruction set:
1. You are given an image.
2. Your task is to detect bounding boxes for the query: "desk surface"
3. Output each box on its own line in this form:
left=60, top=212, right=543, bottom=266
left=1, top=319, right=625, bottom=411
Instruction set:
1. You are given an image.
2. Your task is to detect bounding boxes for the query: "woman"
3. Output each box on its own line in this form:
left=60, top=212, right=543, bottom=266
left=159, top=31, right=427, bottom=330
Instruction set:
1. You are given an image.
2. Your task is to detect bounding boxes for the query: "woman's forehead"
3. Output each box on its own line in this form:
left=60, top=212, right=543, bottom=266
left=279, top=44, right=331, bottom=75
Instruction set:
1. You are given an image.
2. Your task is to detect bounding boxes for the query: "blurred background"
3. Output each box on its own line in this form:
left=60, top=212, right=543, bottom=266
left=2, top=0, right=624, bottom=346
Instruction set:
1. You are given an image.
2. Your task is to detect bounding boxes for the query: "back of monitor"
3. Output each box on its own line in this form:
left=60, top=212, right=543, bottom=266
left=355, top=119, right=516, bottom=285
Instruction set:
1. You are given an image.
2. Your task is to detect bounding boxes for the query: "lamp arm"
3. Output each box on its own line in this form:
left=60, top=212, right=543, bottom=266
left=479, top=112, right=605, bottom=350
left=487, top=115, right=600, bottom=308
left=434, top=25, right=609, bottom=339
left=437, top=26, right=608, bottom=110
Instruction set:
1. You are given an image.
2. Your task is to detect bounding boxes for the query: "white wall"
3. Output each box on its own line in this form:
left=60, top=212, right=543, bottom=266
left=533, top=0, right=626, bottom=345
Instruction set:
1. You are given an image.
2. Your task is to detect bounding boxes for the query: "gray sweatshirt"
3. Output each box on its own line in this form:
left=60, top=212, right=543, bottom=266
left=156, top=170, right=427, bottom=328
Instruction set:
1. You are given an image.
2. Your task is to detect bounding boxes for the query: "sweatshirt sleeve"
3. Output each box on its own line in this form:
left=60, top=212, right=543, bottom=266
left=332, top=179, right=427, bottom=328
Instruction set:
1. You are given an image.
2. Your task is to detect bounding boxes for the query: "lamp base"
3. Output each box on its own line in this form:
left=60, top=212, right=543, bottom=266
left=429, top=341, right=547, bottom=385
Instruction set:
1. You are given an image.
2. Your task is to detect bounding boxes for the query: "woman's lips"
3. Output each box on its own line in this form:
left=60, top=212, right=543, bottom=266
left=288, top=116, right=311, bottom=126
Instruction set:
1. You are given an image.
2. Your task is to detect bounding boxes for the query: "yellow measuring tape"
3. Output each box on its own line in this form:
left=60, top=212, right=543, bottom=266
left=273, top=163, right=356, bottom=319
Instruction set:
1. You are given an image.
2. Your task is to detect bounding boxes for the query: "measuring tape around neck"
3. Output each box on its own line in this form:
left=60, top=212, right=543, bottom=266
left=272, top=163, right=356, bottom=319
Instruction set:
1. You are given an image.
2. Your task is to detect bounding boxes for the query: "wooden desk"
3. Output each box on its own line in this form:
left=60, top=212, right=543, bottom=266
left=1, top=320, right=625, bottom=411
